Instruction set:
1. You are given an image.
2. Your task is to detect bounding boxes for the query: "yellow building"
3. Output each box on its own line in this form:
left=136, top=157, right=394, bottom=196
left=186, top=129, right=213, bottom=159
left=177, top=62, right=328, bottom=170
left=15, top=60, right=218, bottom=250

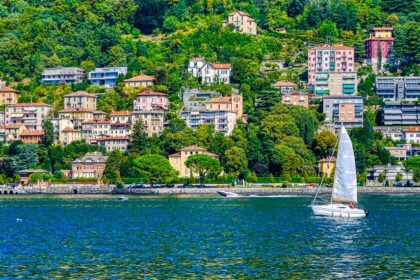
left=0, top=87, right=20, bottom=105
left=318, top=157, right=336, bottom=178
left=59, top=127, right=82, bottom=146
left=169, top=145, right=218, bottom=178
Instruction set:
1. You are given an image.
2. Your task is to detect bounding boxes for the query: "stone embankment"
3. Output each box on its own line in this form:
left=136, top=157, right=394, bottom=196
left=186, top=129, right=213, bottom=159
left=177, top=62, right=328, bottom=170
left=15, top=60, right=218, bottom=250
left=8, top=184, right=114, bottom=194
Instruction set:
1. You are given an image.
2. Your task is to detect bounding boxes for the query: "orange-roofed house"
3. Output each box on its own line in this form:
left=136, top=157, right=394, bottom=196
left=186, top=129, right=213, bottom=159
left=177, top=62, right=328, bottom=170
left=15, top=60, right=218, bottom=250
left=0, top=87, right=20, bottom=105
left=223, top=10, right=257, bottom=35
left=124, top=74, right=155, bottom=88
left=133, top=91, right=169, bottom=111
left=111, top=111, right=132, bottom=123
left=205, top=95, right=243, bottom=118
left=201, top=62, right=231, bottom=84
left=3, top=123, right=26, bottom=144
left=59, top=127, right=81, bottom=145
left=282, top=91, right=309, bottom=108
left=169, top=145, right=219, bottom=178
left=272, top=81, right=296, bottom=93
left=81, top=119, right=111, bottom=143
left=5, top=103, right=52, bottom=130
left=20, top=130, right=44, bottom=144
left=318, top=157, right=336, bottom=177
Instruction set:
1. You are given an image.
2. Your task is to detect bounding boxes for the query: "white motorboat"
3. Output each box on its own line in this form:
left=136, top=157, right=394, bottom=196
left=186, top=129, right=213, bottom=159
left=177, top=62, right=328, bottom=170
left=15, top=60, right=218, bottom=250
left=217, top=191, right=242, bottom=197
left=311, top=126, right=368, bottom=218
left=118, top=196, right=129, bottom=201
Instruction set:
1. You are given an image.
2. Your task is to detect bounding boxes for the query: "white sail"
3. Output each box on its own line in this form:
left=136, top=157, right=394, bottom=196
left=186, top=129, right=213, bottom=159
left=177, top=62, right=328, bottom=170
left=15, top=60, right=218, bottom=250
left=332, top=126, right=358, bottom=203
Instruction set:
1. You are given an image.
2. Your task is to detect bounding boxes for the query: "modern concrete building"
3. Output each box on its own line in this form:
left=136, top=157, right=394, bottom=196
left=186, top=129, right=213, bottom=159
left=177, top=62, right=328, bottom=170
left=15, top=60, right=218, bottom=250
left=5, top=103, right=52, bottom=130
left=64, top=91, right=97, bottom=110
left=182, top=88, right=219, bottom=111
left=376, top=76, right=420, bottom=101
left=41, top=67, right=85, bottom=85
left=124, top=74, right=155, bottom=88
left=181, top=110, right=237, bottom=136
left=308, top=45, right=355, bottom=95
left=367, top=164, right=413, bottom=186
left=169, top=145, right=219, bottom=178
left=323, top=96, right=363, bottom=130
left=88, top=67, right=127, bottom=88
left=223, top=10, right=257, bottom=35
left=385, top=146, right=407, bottom=161
left=381, top=101, right=419, bottom=126
left=0, top=87, right=20, bottom=105
left=133, top=91, right=169, bottom=111
left=282, top=91, right=309, bottom=108
left=71, top=152, right=108, bottom=179
left=365, top=27, right=394, bottom=71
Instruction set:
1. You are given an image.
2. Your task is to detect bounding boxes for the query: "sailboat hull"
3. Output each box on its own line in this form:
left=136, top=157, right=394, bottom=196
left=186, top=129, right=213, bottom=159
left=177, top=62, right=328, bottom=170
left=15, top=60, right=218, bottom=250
left=311, top=204, right=367, bottom=218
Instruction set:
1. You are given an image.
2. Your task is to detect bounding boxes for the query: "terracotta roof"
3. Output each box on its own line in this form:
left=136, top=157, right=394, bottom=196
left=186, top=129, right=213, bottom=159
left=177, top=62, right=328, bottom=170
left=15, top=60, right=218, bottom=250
left=309, top=44, right=353, bottom=51
left=405, top=126, right=420, bottom=132
left=111, top=110, right=132, bottom=116
left=365, top=37, right=394, bottom=41
left=318, top=157, right=336, bottom=163
left=124, top=74, right=155, bottom=82
left=168, top=152, right=181, bottom=158
left=59, top=108, right=94, bottom=113
left=64, top=91, right=97, bottom=98
left=95, top=136, right=130, bottom=141
left=208, top=63, right=231, bottom=69
left=136, top=91, right=168, bottom=97
left=181, top=145, right=207, bottom=152
left=93, top=111, right=107, bottom=115
left=82, top=119, right=111, bottom=125
left=0, top=87, right=20, bottom=93
left=20, top=130, right=44, bottom=136
left=272, top=81, right=296, bottom=87
left=229, top=10, right=253, bottom=18
left=7, top=102, right=52, bottom=107
left=4, top=123, right=25, bottom=129
left=372, top=27, right=393, bottom=31
left=61, top=127, right=80, bottom=132
left=206, top=96, right=233, bottom=103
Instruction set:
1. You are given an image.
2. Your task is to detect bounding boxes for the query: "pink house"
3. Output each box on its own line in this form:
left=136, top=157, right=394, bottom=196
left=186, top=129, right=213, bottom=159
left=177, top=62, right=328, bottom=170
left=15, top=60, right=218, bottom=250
left=133, top=91, right=169, bottom=111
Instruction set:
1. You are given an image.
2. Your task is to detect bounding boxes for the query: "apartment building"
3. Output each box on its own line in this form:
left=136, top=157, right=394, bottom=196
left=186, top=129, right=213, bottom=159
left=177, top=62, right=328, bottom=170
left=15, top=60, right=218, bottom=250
left=205, top=95, right=243, bottom=118
left=5, top=103, right=52, bottom=130
left=133, top=91, right=169, bottom=111
left=3, top=123, right=26, bottom=144
left=281, top=91, right=309, bottom=108
left=81, top=119, right=111, bottom=142
left=381, top=101, right=419, bottom=126
left=0, top=87, right=20, bottom=105
left=223, top=10, right=257, bottom=35
left=124, top=74, right=155, bottom=88
left=169, top=145, right=219, bottom=178
left=41, top=67, right=84, bottom=85
left=132, top=111, right=165, bottom=137
left=71, top=152, right=108, bottom=179
left=58, top=108, right=94, bottom=128
left=59, top=127, right=81, bottom=145
left=308, top=44, right=356, bottom=95
left=376, top=77, right=420, bottom=101
left=64, top=91, right=97, bottom=110
left=95, top=137, right=130, bottom=152
left=20, top=130, right=44, bottom=144
left=111, top=111, right=132, bottom=123
left=181, top=110, right=237, bottom=136
left=323, top=96, right=363, bottom=130
left=88, top=67, right=127, bottom=88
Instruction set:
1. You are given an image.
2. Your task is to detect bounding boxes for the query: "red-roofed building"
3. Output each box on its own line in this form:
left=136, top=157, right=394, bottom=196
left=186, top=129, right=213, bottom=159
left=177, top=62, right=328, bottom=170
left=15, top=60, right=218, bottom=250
left=404, top=126, right=420, bottom=144
left=133, top=91, right=169, bottom=111
left=111, top=111, right=132, bottom=123
left=169, top=145, right=219, bottom=177
left=282, top=91, right=309, bottom=108
left=365, top=27, right=394, bottom=72
left=201, top=62, right=231, bottom=84
left=124, top=74, right=155, bottom=88
left=3, top=123, right=26, bottom=144
left=0, top=86, right=20, bottom=105
left=20, top=130, right=44, bottom=144
left=205, top=95, right=243, bottom=118
left=224, top=10, right=257, bottom=35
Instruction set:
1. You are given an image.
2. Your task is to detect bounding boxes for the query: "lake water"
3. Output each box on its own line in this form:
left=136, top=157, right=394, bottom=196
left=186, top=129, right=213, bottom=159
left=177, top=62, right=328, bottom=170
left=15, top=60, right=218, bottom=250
left=0, top=194, right=419, bottom=278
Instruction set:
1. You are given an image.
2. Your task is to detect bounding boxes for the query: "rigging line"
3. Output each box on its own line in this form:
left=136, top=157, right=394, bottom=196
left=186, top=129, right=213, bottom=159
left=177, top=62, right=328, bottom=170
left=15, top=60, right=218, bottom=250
left=311, top=128, right=340, bottom=206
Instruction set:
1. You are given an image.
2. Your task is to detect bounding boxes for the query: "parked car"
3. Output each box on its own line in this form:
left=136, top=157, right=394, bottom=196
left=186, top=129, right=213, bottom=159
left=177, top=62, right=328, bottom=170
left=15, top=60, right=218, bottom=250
left=393, top=181, right=403, bottom=187
left=127, top=183, right=145, bottom=189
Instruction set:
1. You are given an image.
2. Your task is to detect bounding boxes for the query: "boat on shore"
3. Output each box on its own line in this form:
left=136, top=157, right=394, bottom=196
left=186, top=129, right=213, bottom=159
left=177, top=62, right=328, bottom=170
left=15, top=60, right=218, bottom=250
left=118, top=196, right=128, bottom=201
left=311, top=126, right=368, bottom=218
left=217, top=191, right=242, bottom=197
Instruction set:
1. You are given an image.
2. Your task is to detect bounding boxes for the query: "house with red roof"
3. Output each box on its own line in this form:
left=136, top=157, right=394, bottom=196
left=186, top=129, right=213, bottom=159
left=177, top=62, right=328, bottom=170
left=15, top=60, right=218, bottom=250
left=124, top=74, right=155, bottom=88
left=187, top=58, right=231, bottom=85
left=133, top=91, right=169, bottom=111
left=0, top=86, right=20, bottom=105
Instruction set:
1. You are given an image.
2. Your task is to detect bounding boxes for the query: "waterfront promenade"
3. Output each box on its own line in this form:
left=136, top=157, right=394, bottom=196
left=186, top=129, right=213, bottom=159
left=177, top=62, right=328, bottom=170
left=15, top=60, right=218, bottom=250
left=1, top=184, right=419, bottom=195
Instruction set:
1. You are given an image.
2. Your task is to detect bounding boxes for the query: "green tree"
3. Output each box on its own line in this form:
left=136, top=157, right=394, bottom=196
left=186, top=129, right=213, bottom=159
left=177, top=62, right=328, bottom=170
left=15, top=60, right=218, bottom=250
left=319, top=20, right=338, bottom=43
left=103, top=150, right=124, bottom=182
left=128, top=119, right=148, bottom=153
left=313, top=131, right=337, bottom=158
left=13, top=144, right=39, bottom=171
left=403, top=156, right=420, bottom=183
left=185, top=154, right=221, bottom=186
left=223, top=147, right=247, bottom=177
left=133, top=154, right=178, bottom=185
left=42, top=119, right=55, bottom=147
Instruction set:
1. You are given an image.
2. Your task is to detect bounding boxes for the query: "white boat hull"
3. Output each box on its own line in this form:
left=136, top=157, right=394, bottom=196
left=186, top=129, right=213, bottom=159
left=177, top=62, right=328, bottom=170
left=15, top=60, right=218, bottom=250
left=217, top=191, right=241, bottom=197
left=311, top=203, right=367, bottom=218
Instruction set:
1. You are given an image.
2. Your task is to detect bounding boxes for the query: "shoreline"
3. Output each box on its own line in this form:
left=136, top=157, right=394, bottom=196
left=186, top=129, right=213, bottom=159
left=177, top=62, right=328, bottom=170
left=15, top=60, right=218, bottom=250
left=2, top=185, right=420, bottom=195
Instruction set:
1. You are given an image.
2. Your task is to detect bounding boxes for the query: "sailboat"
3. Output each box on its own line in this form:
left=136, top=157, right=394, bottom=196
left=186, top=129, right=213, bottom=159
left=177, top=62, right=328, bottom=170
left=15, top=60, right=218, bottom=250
left=311, top=126, right=368, bottom=218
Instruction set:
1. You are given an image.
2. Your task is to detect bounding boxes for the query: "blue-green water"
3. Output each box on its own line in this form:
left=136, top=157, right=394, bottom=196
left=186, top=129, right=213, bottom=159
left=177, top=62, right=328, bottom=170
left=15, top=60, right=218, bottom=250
left=0, top=195, right=419, bottom=278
